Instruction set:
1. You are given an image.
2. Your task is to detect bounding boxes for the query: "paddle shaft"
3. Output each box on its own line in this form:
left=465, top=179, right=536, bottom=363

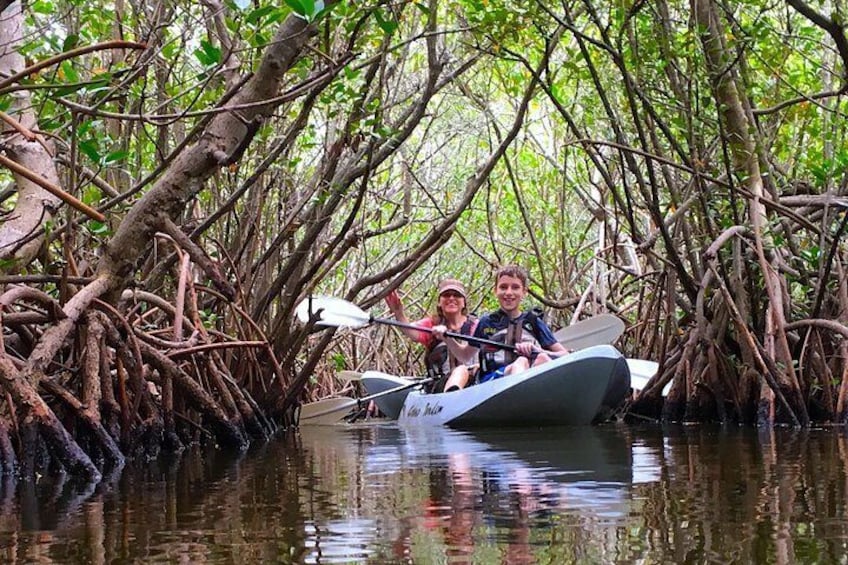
left=361, top=375, right=437, bottom=404
left=373, top=316, right=517, bottom=352
left=300, top=295, right=579, bottom=353
left=298, top=376, right=437, bottom=424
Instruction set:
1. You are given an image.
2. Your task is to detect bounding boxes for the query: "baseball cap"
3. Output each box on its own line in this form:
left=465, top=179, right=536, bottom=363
left=438, top=278, right=466, bottom=298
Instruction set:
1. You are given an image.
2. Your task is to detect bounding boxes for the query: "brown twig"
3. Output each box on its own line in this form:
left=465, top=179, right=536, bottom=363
left=0, top=40, right=147, bottom=92
left=0, top=110, right=36, bottom=141
left=166, top=340, right=267, bottom=359
left=0, top=153, right=106, bottom=222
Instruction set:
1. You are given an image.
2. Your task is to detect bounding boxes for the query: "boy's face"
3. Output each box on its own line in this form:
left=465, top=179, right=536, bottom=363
left=494, top=274, right=526, bottom=315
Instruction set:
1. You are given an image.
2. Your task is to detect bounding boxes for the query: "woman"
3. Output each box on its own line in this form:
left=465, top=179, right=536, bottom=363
left=385, top=278, right=478, bottom=392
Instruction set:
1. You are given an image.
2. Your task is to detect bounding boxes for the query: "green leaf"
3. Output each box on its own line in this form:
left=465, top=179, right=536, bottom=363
left=285, top=0, right=321, bottom=20
left=87, top=221, right=111, bottom=236
left=60, top=61, right=80, bottom=83
left=53, top=83, right=86, bottom=97
left=284, top=0, right=306, bottom=16
left=251, top=33, right=268, bottom=48
left=374, top=9, right=398, bottom=35
left=199, top=309, right=219, bottom=329
left=247, top=5, right=276, bottom=24
left=194, top=39, right=222, bottom=66
left=343, top=66, right=360, bottom=80
left=331, top=352, right=346, bottom=371
left=79, top=139, right=101, bottom=163
left=104, top=150, right=128, bottom=164
left=77, top=120, right=93, bottom=136
left=82, top=185, right=101, bottom=205
left=62, top=35, right=79, bottom=51
left=30, top=0, right=52, bottom=14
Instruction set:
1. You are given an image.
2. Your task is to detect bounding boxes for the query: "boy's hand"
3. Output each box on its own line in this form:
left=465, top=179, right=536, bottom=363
left=515, top=342, right=536, bottom=357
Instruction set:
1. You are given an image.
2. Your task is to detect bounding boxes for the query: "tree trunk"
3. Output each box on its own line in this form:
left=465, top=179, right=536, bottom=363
left=0, top=1, right=62, bottom=264
left=693, top=0, right=808, bottom=425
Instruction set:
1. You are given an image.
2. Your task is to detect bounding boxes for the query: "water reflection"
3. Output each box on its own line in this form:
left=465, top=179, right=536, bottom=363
left=0, top=425, right=847, bottom=563
left=299, top=424, right=670, bottom=563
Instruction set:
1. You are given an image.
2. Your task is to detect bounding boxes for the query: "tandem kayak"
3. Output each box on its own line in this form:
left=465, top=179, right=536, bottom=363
left=362, top=344, right=630, bottom=427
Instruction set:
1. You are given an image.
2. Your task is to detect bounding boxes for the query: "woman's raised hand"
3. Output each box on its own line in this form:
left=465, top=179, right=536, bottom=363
left=385, top=289, right=403, bottom=315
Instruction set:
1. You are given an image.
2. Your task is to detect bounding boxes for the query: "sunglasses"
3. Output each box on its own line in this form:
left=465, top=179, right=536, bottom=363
left=440, top=291, right=464, bottom=299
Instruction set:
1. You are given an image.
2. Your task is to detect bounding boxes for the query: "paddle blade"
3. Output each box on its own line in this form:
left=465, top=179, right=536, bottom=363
left=627, top=358, right=670, bottom=396
left=338, top=370, right=363, bottom=382
left=295, top=296, right=370, bottom=328
left=299, top=397, right=358, bottom=425
left=555, top=314, right=625, bottom=350
left=627, top=359, right=658, bottom=383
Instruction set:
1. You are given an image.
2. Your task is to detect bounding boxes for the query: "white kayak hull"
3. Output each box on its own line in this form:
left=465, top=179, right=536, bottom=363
left=388, top=345, right=628, bottom=428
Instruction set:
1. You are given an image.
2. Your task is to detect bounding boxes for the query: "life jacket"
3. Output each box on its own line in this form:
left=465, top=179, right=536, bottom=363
left=480, top=311, right=541, bottom=372
left=424, top=316, right=477, bottom=379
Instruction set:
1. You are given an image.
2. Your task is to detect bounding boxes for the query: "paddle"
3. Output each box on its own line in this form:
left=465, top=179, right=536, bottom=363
left=296, top=295, right=624, bottom=353
left=554, top=314, right=625, bottom=350
left=626, top=359, right=671, bottom=396
left=296, top=295, right=517, bottom=352
left=338, top=370, right=363, bottom=382
left=299, top=376, right=436, bottom=425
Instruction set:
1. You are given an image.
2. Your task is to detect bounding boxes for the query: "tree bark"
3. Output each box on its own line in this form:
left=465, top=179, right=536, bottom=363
left=0, top=414, right=16, bottom=474
left=0, top=1, right=62, bottom=264
left=0, top=356, right=101, bottom=481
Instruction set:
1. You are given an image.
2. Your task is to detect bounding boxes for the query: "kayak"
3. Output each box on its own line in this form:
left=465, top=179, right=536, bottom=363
left=295, top=298, right=637, bottom=425
left=362, top=344, right=629, bottom=427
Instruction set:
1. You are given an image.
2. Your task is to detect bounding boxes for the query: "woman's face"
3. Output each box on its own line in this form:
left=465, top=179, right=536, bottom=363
left=439, top=290, right=465, bottom=316
left=494, top=274, right=526, bottom=315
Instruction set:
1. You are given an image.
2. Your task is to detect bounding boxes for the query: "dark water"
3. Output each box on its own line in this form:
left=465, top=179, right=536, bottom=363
left=1, top=424, right=847, bottom=563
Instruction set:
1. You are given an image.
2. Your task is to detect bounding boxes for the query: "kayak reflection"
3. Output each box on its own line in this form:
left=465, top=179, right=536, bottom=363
left=366, top=427, right=632, bottom=512
left=298, top=424, right=660, bottom=563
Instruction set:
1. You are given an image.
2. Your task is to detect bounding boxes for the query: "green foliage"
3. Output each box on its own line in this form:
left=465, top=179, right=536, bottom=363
left=85, top=221, right=111, bottom=237
left=797, top=244, right=821, bottom=271
left=82, top=185, right=101, bottom=206
left=62, top=34, right=79, bottom=51
left=199, top=309, right=220, bottom=329
left=331, top=352, right=347, bottom=371
left=373, top=9, right=398, bottom=36
left=284, top=0, right=323, bottom=22
left=194, top=40, right=222, bottom=67
left=9, top=0, right=843, bottom=380
left=78, top=139, right=101, bottom=163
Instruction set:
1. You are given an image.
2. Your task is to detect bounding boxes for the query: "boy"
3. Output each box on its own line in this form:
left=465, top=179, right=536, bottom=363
left=472, top=265, right=568, bottom=382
